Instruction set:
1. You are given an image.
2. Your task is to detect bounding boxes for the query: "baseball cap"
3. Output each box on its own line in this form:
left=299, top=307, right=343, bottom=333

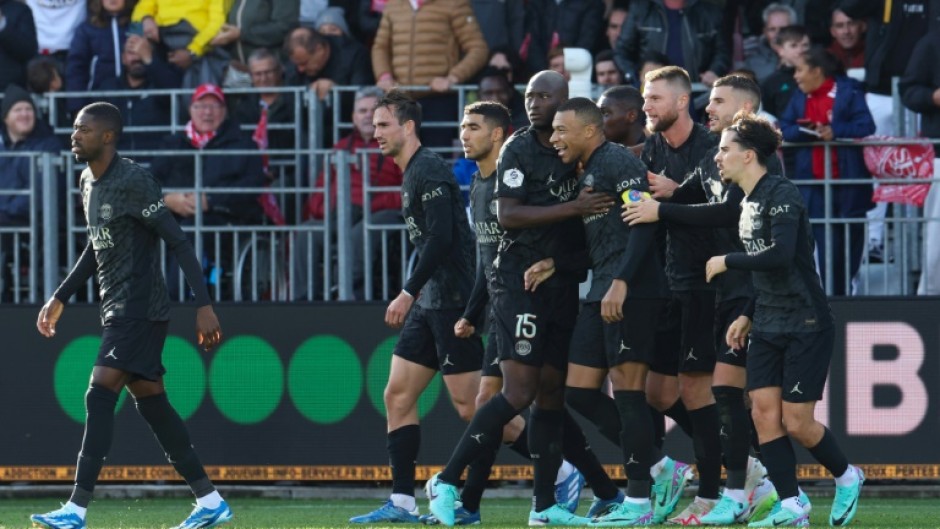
left=192, top=83, right=225, bottom=104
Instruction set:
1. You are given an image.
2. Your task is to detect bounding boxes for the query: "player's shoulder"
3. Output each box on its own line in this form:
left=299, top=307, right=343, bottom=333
left=502, top=126, right=537, bottom=153
left=411, top=147, right=451, bottom=177
left=762, top=174, right=802, bottom=203
left=590, top=141, right=640, bottom=169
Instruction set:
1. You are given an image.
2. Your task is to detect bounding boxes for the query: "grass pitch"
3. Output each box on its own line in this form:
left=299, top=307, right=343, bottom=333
left=0, top=497, right=935, bottom=529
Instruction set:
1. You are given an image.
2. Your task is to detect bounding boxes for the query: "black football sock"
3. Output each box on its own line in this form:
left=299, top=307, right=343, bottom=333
left=136, top=393, right=215, bottom=497
left=614, top=390, right=654, bottom=499
left=566, top=387, right=622, bottom=447
left=807, top=428, right=849, bottom=478
left=460, top=446, right=499, bottom=513
left=386, top=424, right=420, bottom=496
left=561, top=409, right=619, bottom=500
left=70, top=384, right=119, bottom=507
left=713, top=386, right=750, bottom=489
left=650, top=405, right=666, bottom=450
left=440, top=393, right=518, bottom=485
left=507, top=422, right=532, bottom=459
left=663, top=399, right=694, bottom=439
left=760, top=436, right=799, bottom=499
left=529, top=407, right=564, bottom=512
left=688, top=404, right=722, bottom=500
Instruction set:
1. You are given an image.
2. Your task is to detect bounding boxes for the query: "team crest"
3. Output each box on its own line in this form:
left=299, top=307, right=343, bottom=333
left=99, top=203, right=113, bottom=221
left=583, top=173, right=595, bottom=187
left=503, top=168, right=524, bottom=188
left=489, top=200, right=498, bottom=215
left=515, top=339, right=532, bottom=356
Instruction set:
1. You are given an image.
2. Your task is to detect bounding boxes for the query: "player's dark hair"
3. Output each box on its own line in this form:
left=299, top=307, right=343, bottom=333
left=465, top=100, right=510, bottom=138
left=644, top=65, right=692, bottom=95
left=801, top=46, right=845, bottom=79
left=601, top=85, right=644, bottom=110
left=81, top=102, right=124, bottom=140
left=595, top=49, right=616, bottom=65
left=713, top=75, right=762, bottom=109
left=376, top=89, right=422, bottom=131
left=775, top=24, right=808, bottom=47
left=726, top=111, right=781, bottom=166
left=557, top=97, right=603, bottom=128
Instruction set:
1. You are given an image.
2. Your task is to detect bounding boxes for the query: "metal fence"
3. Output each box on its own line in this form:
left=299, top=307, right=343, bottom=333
left=0, top=84, right=935, bottom=304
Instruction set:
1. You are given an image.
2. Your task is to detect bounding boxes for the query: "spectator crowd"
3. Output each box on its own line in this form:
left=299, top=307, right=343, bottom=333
left=0, top=0, right=938, bottom=297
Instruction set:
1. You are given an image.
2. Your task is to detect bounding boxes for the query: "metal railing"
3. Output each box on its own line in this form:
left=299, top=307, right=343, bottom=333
left=0, top=84, right=934, bottom=303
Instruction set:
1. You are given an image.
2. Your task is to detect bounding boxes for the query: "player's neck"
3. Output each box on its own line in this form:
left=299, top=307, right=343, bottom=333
left=393, top=138, right=421, bottom=171
left=739, top=164, right=767, bottom=196
left=661, top=116, right=694, bottom=149
left=477, top=151, right=499, bottom=178
left=88, top=151, right=117, bottom=180
left=625, top=124, right=646, bottom=148
left=580, top=137, right=605, bottom=165
left=533, top=126, right=554, bottom=149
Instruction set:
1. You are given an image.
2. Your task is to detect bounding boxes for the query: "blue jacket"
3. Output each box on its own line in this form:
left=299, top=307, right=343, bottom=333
left=780, top=77, right=875, bottom=180
left=0, top=123, right=61, bottom=224
left=66, top=17, right=127, bottom=111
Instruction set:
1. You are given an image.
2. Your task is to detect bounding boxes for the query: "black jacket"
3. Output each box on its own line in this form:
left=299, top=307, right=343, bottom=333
left=614, top=0, right=729, bottom=84
left=525, top=0, right=605, bottom=73
left=151, top=118, right=265, bottom=225
left=100, top=61, right=180, bottom=157
left=900, top=31, right=940, bottom=139
left=840, top=0, right=940, bottom=95
left=0, top=0, right=38, bottom=91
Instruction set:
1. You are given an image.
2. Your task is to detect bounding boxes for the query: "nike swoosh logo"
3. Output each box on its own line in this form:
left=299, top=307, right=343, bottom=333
left=832, top=498, right=856, bottom=526
left=657, top=496, right=668, bottom=508
left=533, top=516, right=550, bottom=524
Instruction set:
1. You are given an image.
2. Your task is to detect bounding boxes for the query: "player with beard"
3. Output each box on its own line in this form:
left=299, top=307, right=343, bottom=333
left=349, top=90, right=483, bottom=525
left=635, top=65, right=725, bottom=525
left=550, top=97, right=667, bottom=526
left=705, top=113, right=863, bottom=528
left=427, top=71, right=622, bottom=527
left=31, top=102, right=230, bottom=529
left=416, top=101, right=584, bottom=525
left=624, top=75, right=783, bottom=525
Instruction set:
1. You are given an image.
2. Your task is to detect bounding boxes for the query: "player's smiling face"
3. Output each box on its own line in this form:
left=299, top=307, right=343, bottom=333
left=550, top=110, right=584, bottom=164
left=71, top=111, right=104, bottom=163
left=705, top=86, right=740, bottom=133
left=460, top=113, right=494, bottom=161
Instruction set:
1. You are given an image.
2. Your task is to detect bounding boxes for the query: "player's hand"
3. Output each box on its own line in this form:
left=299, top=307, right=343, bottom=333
left=196, top=305, right=223, bottom=352
left=705, top=255, right=728, bottom=283
left=164, top=193, right=196, bottom=217
left=385, top=290, right=414, bottom=329
left=37, top=297, right=64, bottom=338
left=622, top=199, right=660, bottom=225
left=601, top=280, right=627, bottom=323
left=726, top=315, right=751, bottom=351
left=142, top=16, right=159, bottom=42
left=571, top=186, right=615, bottom=216
left=648, top=171, right=678, bottom=199
left=524, top=257, right=555, bottom=291
left=454, top=318, right=475, bottom=338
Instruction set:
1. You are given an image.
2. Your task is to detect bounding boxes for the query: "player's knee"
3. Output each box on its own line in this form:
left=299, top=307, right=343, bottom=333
left=749, top=402, right=780, bottom=431
left=383, top=386, right=414, bottom=417
left=454, top=400, right=476, bottom=423
left=502, top=385, right=537, bottom=410
left=782, top=412, right=816, bottom=444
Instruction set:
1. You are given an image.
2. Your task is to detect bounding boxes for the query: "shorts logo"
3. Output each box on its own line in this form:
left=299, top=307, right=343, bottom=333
left=790, top=382, right=803, bottom=395
left=503, top=168, right=524, bottom=188
left=515, top=339, right=532, bottom=356
left=441, top=355, right=455, bottom=367
left=99, top=203, right=113, bottom=221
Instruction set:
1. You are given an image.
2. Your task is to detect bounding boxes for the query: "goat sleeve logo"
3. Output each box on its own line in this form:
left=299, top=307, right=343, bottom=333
left=503, top=168, right=524, bottom=188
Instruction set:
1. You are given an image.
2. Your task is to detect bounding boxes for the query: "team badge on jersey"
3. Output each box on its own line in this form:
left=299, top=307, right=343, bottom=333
left=515, top=339, right=532, bottom=356
left=99, top=203, right=113, bottom=221
left=489, top=199, right=498, bottom=215
left=583, top=173, right=594, bottom=187
left=503, top=168, right=524, bottom=188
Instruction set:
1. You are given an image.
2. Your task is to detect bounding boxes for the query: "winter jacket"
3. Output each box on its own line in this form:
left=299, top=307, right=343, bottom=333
left=0, top=124, right=61, bottom=224
left=66, top=18, right=128, bottom=112
left=779, top=75, right=874, bottom=210
left=472, top=0, right=525, bottom=66
left=224, top=0, right=300, bottom=63
left=0, top=0, right=38, bottom=91
left=131, top=0, right=228, bottom=57
left=614, top=0, right=729, bottom=84
left=840, top=0, right=940, bottom=95
left=524, top=0, right=604, bottom=73
left=371, top=0, right=488, bottom=87
left=900, top=31, right=940, bottom=139
left=151, top=118, right=266, bottom=225
left=305, top=132, right=402, bottom=220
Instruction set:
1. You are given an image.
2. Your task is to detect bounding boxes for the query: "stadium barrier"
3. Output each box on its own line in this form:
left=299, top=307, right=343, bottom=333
left=0, top=298, right=937, bottom=481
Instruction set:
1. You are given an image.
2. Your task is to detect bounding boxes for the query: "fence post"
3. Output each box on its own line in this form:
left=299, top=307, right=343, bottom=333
left=41, top=152, right=59, bottom=302
left=335, top=150, right=353, bottom=300
left=823, top=143, right=833, bottom=296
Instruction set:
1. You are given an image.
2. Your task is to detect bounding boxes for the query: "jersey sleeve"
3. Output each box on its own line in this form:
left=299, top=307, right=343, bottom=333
left=128, top=171, right=172, bottom=227
left=494, top=141, right=528, bottom=201
left=403, top=171, right=456, bottom=296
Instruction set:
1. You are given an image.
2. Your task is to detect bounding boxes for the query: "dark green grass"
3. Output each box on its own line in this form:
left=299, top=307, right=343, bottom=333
left=0, top=497, right=935, bottom=529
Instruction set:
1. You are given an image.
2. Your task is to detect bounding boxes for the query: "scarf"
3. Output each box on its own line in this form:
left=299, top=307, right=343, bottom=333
left=185, top=120, right=216, bottom=149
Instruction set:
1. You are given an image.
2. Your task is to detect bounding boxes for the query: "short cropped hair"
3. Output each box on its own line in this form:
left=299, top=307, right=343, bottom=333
left=464, top=100, right=511, bottom=138
left=601, top=85, right=644, bottom=110
left=81, top=102, right=124, bottom=140
left=726, top=111, right=781, bottom=167
left=713, top=75, right=762, bottom=109
left=557, top=97, right=603, bottom=129
left=775, top=25, right=808, bottom=47
left=375, top=89, right=422, bottom=131
left=644, top=66, right=692, bottom=95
